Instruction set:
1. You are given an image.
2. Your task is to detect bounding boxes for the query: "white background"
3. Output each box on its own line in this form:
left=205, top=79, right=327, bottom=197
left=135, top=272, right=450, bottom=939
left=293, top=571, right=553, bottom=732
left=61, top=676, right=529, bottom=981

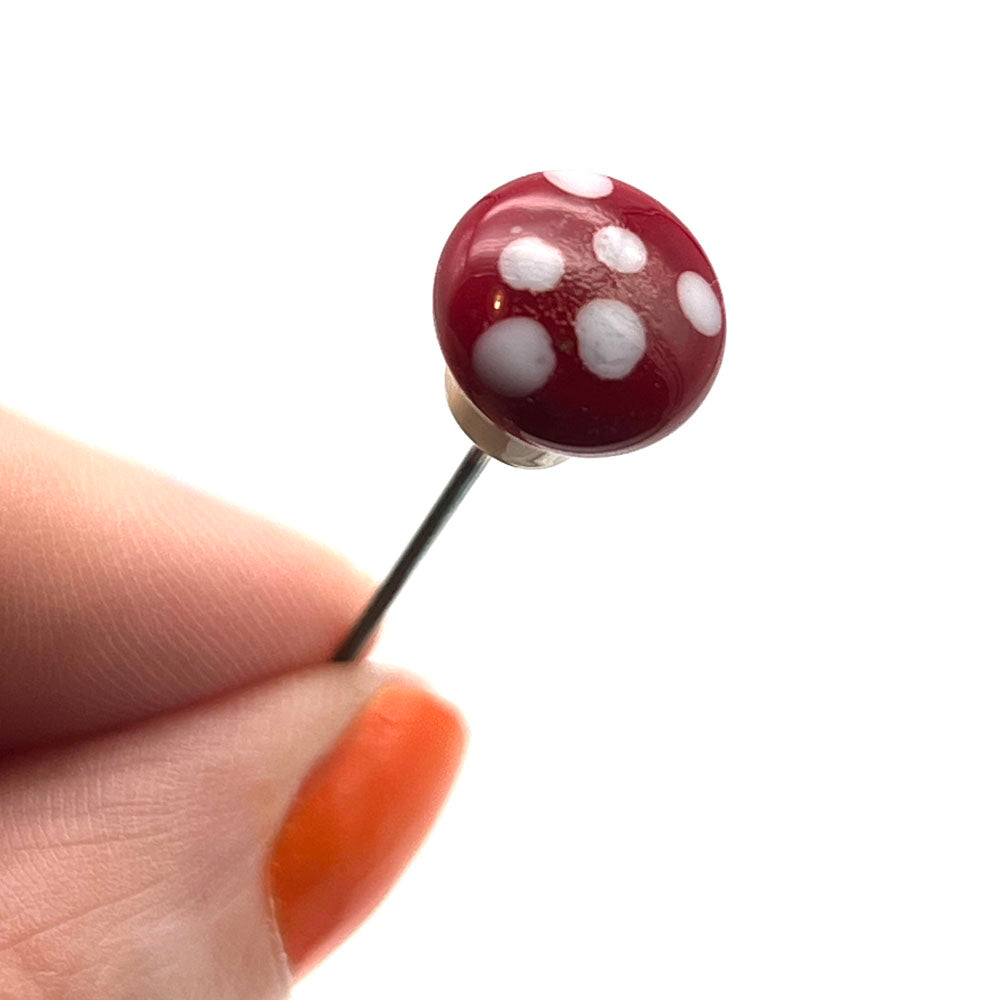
left=1, top=2, right=998, bottom=997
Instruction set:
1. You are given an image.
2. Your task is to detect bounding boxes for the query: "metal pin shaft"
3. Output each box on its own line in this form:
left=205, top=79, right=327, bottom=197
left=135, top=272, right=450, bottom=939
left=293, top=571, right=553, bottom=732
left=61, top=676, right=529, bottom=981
left=332, top=445, right=490, bottom=662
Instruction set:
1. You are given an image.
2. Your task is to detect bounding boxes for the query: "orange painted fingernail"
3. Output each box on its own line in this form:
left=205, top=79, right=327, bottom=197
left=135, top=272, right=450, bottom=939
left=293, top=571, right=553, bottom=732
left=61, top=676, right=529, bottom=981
left=268, top=682, right=467, bottom=977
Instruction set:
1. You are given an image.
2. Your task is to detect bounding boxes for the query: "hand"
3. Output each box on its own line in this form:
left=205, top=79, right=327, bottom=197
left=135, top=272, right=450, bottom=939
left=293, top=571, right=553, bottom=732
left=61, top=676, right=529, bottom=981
left=0, top=410, right=467, bottom=998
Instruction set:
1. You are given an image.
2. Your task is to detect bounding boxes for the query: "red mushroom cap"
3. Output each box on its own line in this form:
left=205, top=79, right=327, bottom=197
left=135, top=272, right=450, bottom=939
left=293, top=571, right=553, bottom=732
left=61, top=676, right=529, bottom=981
left=433, top=171, right=726, bottom=456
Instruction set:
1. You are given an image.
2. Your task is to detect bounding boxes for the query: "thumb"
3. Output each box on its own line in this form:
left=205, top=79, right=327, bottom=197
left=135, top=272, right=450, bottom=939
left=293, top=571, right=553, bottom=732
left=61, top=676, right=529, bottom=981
left=0, top=664, right=467, bottom=999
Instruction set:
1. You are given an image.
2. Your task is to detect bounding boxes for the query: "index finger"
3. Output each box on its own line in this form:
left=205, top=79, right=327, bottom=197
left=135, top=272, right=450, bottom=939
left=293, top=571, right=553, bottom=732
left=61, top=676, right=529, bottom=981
left=0, top=410, right=373, bottom=753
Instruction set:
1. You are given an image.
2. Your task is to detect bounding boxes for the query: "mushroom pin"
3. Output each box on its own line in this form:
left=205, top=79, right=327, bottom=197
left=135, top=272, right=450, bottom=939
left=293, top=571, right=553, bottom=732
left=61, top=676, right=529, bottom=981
left=333, top=170, right=725, bottom=661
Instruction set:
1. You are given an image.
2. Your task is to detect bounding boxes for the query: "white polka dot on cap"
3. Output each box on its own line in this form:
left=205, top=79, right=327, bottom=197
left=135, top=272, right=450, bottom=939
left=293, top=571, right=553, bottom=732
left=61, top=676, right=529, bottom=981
left=543, top=170, right=614, bottom=199
left=498, top=236, right=565, bottom=293
left=574, top=299, right=647, bottom=380
left=472, top=317, right=557, bottom=397
left=593, top=226, right=648, bottom=274
left=676, top=271, right=723, bottom=336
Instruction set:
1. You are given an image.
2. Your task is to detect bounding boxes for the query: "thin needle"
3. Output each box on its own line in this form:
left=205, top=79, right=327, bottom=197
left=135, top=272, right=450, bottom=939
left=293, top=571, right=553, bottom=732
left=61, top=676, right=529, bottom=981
left=333, top=445, right=491, bottom=662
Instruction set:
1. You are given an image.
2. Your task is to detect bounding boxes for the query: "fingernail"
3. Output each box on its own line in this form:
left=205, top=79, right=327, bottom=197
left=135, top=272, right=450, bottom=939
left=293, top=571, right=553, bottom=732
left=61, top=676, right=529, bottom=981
left=268, top=682, right=467, bottom=977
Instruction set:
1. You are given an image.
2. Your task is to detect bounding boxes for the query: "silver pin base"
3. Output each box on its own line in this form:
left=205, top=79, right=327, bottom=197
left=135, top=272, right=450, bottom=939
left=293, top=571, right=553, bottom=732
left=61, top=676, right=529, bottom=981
left=445, top=370, right=566, bottom=470
left=333, top=370, right=567, bottom=662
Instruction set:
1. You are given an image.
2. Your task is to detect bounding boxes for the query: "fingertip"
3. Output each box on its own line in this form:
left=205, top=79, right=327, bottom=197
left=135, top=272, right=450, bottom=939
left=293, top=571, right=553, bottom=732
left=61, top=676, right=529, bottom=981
left=268, top=680, right=468, bottom=977
left=0, top=410, right=383, bottom=748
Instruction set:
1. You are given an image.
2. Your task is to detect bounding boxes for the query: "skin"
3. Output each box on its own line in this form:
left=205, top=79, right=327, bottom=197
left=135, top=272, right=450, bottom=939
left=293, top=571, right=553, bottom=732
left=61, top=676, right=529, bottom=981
left=0, top=410, right=452, bottom=999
